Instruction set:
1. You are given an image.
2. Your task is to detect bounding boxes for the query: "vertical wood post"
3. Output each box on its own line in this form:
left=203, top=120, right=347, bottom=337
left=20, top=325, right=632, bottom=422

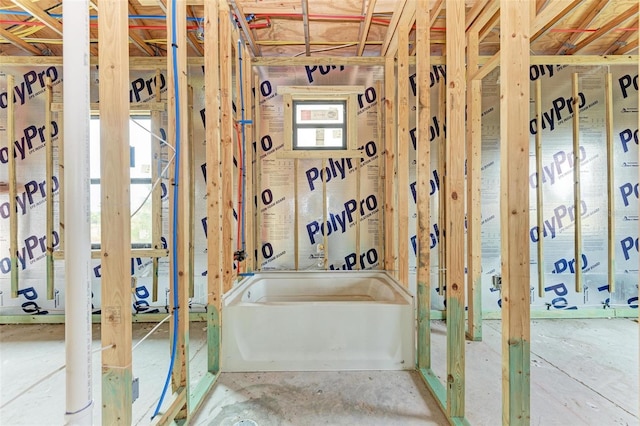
left=204, top=0, right=222, bottom=373
left=45, top=77, right=54, bottom=300
left=605, top=73, right=615, bottom=293
left=167, top=0, right=190, bottom=417
left=243, top=46, right=255, bottom=272
left=572, top=73, right=583, bottom=293
left=384, top=57, right=397, bottom=276
left=7, top=74, right=18, bottom=298
left=445, top=0, right=466, bottom=418
left=220, top=1, right=235, bottom=293
left=416, top=0, right=431, bottom=369
left=535, top=80, right=545, bottom=298
left=466, top=29, right=483, bottom=341
left=99, top=0, right=132, bottom=422
left=151, top=69, right=162, bottom=302
left=397, top=9, right=410, bottom=287
left=500, top=0, right=531, bottom=424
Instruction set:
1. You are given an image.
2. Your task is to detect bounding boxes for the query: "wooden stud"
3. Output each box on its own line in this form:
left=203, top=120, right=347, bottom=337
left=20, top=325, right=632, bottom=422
left=416, top=0, right=431, bottom=369
left=357, top=0, right=378, bottom=56
left=302, top=0, right=310, bottom=56
left=0, top=27, right=41, bottom=55
left=167, top=0, right=190, bottom=416
left=384, top=57, right=396, bottom=276
left=45, top=77, right=54, bottom=300
left=356, top=152, right=361, bottom=270
left=376, top=80, right=384, bottom=262
left=500, top=0, right=531, bottom=424
left=535, top=80, right=545, bottom=298
left=98, top=0, right=132, bottom=422
left=221, top=0, right=235, bottom=293
left=605, top=73, right=615, bottom=293
left=572, top=73, right=583, bottom=293
left=243, top=46, right=255, bottom=272
left=437, top=81, right=446, bottom=297
left=151, top=70, right=163, bottom=302
left=7, top=74, right=18, bottom=299
left=396, top=2, right=411, bottom=287
left=188, top=86, right=196, bottom=298
left=466, top=30, right=482, bottom=342
left=294, top=159, right=299, bottom=270
left=322, top=158, right=329, bottom=270
left=445, top=0, right=466, bottom=418
left=204, top=0, right=222, bottom=373
left=57, top=112, right=64, bottom=253
left=254, top=73, right=263, bottom=270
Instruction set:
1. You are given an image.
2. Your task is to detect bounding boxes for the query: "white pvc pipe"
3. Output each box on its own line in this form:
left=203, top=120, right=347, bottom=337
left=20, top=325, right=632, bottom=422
left=63, top=0, right=93, bottom=424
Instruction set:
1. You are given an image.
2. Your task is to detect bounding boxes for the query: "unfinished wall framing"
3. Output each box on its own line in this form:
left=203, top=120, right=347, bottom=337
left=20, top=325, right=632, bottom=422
left=0, top=0, right=639, bottom=425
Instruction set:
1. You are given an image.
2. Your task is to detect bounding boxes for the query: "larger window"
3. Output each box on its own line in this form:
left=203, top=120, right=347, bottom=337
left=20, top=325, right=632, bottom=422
left=89, top=116, right=154, bottom=248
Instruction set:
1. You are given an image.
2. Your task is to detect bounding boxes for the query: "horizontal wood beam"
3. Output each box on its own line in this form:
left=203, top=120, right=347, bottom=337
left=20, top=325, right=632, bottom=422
left=52, top=248, right=169, bottom=260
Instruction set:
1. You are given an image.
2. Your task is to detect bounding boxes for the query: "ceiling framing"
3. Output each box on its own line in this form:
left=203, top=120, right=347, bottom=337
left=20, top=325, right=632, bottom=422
left=0, top=0, right=638, bottom=58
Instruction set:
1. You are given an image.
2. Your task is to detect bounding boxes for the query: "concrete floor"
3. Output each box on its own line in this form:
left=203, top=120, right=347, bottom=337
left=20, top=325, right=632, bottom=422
left=0, top=318, right=638, bottom=425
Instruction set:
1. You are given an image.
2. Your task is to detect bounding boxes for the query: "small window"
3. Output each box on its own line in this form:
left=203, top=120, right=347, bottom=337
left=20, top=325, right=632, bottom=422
left=278, top=85, right=364, bottom=159
left=293, top=101, right=346, bottom=150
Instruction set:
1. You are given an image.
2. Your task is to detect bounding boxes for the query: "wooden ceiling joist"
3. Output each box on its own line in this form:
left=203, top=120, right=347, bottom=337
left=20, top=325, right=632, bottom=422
left=128, top=2, right=158, bottom=56
left=555, top=0, right=609, bottom=55
left=604, top=23, right=637, bottom=55
left=229, top=0, right=261, bottom=57
left=11, top=0, right=63, bottom=36
left=357, top=0, right=377, bottom=56
left=564, top=3, right=639, bottom=55
left=0, top=27, right=42, bottom=55
left=531, top=0, right=581, bottom=42
left=613, top=36, right=639, bottom=55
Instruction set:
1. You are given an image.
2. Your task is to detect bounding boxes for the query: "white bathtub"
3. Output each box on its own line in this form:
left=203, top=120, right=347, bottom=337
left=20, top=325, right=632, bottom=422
left=221, top=271, right=414, bottom=371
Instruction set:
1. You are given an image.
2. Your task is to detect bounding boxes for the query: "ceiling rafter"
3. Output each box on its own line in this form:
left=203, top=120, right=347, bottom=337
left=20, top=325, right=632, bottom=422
left=466, top=0, right=492, bottom=31
left=186, top=6, right=204, bottom=56
left=556, top=0, right=609, bottom=55
left=302, top=0, right=310, bottom=56
left=467, top=0, right=498, bottom=34
left=229, top=0, right=261, bottom=57
left=429, top=0, right=444, bottom=27
left=356, top=0, right=377, bottom=56
left=386, top=0, right=415, bottom=58
left=478, top=9, right=499, bottom=42
left=0, top=26, right=42, bottom=55
left=11, top=0, right=98, bottom=56
left=380, top=0, right=407, bottom=56
left=564, top=4, right=638, bottom=55
left=614, top=36, right=639, bottom=55
left=604, top=23, right=636, bottom=55
left=128, top=2, right=158, bottom=56
left=531, top=0, right=581, bottom=42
